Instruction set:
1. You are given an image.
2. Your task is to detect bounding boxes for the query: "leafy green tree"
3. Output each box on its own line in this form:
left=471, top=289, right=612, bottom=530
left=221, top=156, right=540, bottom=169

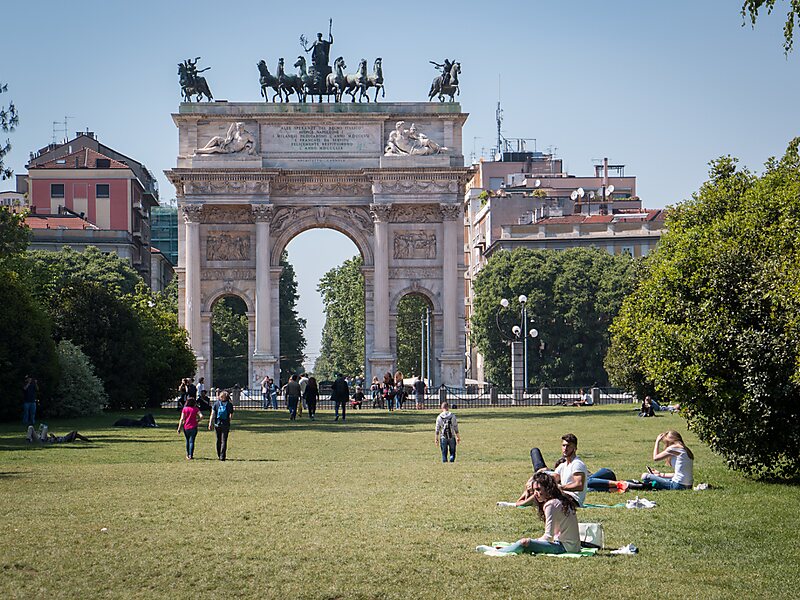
left=606, top=140, right=800, bottom=479
left=280, top=251, right=307, bottom=382
left=742, top=0, right=800, bottom=52
left=212, top=295, right=249, bottom=388
left=314, top=256, right=364, bottom=381
left=0, top=269, right=59, bottom=421
left=50, top=340, right=107, bottom=418
left=471, top=247, right=635, bottom=391
left=129, top=283, right=196, bottom=407
left=49, top=279, right=147, bottom=410
left=0, top=82, right=18, bottom=180
left=396, top=294, right=429, bottom=377
left=0, top=208, right=30, bottom=262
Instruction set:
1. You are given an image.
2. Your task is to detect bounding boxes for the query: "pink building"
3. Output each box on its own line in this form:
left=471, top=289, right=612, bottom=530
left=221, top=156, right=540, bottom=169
left=20, top=133, right=160, bottom=283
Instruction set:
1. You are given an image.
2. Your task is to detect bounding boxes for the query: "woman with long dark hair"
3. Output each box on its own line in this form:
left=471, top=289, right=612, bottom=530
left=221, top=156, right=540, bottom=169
left=177, top=396, right=202, bottom=460
left=305, top=376, right=319, bottom=420
left=477, top=472, right=580, bottom=555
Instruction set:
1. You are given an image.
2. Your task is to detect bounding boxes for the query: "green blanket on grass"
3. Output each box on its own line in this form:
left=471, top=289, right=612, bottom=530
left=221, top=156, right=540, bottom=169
left=489, top=542, right=598, bottom=558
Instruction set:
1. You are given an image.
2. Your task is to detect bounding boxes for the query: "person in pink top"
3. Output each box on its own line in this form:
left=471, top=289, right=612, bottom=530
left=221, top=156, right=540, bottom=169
left=477, top=472, right=581, bottom=555
left=177, top=396, right=203, bottom=460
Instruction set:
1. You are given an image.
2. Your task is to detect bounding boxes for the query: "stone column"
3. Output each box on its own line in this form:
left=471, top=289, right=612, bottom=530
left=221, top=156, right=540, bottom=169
left=252, top=204, right=277, bottom=383
left=182, top=204, right=204, bottom=371
left=440, top=202, right=465, bottom=386
left=368, top=204, right=394, bottom=378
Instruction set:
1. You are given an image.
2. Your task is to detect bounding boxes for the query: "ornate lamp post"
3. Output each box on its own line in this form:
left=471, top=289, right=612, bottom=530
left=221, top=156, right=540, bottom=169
left=499, top=295, right=539, bottom=403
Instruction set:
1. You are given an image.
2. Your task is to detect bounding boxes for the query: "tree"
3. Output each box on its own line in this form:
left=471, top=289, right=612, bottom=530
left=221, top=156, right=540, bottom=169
left=279, top=251, right=307, bottom=382
left=212, top=295, right=249, bottom=388
left=0, top=82, right=18, bottom=180
left=0, top=208, right=30, bottom=262
left=606, top=139, right=800, bottom=479
left=471, top=248, right=636, bottom=391
left=314, top=255, right=364, bottom=381
left=0, top=269, right=59, bottom=421
left=50, top=340, right=107, bottom=418
left=396, top=294, right=429, bottom=377
left=742, top=1, right=800, bottom=53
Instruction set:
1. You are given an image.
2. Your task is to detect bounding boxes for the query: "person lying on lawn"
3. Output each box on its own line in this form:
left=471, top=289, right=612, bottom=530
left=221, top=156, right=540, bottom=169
left=26, top=425, right=91, bottom=444
left=477, top=472, right=580, bottom=555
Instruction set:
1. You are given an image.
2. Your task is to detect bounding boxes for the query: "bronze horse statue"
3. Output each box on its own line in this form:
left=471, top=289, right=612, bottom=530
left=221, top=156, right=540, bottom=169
left=365, top=58, right=385, bottom=102
left=326, top=57, right=348, bottom=103
left=428, top=61, right=461, bottom=102
left=257, top=60, right=283, bottom=102
left=277, top=57, right=305, bottom=102
left=343, top=58, right=369, bottom=102
left=178, top=63, right=213, bottom=102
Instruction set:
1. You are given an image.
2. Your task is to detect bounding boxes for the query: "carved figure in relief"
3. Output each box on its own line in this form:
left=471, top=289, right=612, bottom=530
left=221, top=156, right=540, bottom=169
left=207, top=233, right=251, bottom=261
left=195, top=123, right=257, bottom=156
left=384, top=121, right=446, bottom=156
left=393, top=232, right=436, bottom=260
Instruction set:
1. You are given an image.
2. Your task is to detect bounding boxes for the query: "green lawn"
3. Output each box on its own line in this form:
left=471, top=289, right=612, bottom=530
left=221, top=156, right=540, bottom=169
left=1, top=405, right=797, bottom=599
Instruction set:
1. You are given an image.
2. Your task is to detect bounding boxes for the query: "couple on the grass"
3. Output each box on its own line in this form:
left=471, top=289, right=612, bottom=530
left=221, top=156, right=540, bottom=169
left=177, top=392, right=234, bottom=461
left=478, top=430, right=694, bottom=556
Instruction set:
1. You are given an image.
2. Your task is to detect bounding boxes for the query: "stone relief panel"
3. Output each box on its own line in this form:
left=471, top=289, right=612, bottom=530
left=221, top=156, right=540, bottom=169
left=393, top=231, right=436, bottom=259
left=200, top=205, right=256, bottom=224
left=390, top=204, right=442, bottom=223
left=201, top=269, right=256, bottom=281
left=185, top=179, right=270, bottom=196
left=373, top=178, right=459, bottom=195
left=206, top=231, right=251, bottom=261
left=271, top=178, right=372, bottom=197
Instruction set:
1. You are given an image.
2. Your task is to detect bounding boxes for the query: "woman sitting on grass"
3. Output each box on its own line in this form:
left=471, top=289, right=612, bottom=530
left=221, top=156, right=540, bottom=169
left=641, top=430, right=694, bottom=490
left=478, top=472, right=580, bottom=556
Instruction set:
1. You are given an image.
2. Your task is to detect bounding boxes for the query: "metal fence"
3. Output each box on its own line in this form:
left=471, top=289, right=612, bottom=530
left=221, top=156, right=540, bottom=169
left=163, top=386, right=634, bottom=411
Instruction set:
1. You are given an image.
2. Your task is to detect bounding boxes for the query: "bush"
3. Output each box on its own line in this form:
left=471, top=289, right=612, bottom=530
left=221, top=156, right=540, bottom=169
left=48, top=340, right=107, bottom=418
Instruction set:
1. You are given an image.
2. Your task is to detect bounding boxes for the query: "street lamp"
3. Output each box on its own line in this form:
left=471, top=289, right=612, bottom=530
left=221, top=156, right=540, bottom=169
left=499, top=295, right=539, bottom=401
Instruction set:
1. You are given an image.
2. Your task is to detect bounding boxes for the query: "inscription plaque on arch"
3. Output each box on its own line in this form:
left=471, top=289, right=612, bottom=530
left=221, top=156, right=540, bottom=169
left=263, top=123, right=381, bottom=154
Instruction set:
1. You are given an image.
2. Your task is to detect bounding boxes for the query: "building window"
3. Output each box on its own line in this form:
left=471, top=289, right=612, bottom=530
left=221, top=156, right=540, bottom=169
left=96, top=184, right=110, bottom=198
left=96, top=158, right=111, bottom=169
left=621, top=246, right=634, bottom=257
left=50, top=184, right=65, bottom=198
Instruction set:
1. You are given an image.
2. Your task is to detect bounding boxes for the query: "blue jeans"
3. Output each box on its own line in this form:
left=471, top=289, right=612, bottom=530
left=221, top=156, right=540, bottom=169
left=496, top=538, right=566, bottom=555
left=440, top=437, right=456, bottom=462
left=642, top=473, right=691, bottom=490
left=270, top=394, right=278, bottom=410
left=183, top=428, right=198, bottom=458
left=335, top=400, right=347, bottom=420
left=22, top=402, right=36, bottom=426
left=587, top=467, right=617, bottom=491
left=287, top=396, right=299, bottom=420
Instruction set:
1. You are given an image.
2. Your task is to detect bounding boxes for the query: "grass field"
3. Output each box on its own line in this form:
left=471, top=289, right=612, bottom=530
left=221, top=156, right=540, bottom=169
left=1, top=404, right=798, bottom=599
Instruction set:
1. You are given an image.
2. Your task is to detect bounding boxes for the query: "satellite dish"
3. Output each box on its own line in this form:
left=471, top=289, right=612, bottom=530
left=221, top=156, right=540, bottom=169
left=570, top=191, right=578, bottom=201
left=534, top=179, right=541, bottom=188
left=577, top=187, right=585, bottom=198
left=606, top=184, right=615, bottom=196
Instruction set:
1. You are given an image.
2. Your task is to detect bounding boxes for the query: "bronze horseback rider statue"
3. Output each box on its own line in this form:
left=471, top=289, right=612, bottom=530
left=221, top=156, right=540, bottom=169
left=428, top=59, right=460, bottom=102
left=179, top=56, right=213, bottom=102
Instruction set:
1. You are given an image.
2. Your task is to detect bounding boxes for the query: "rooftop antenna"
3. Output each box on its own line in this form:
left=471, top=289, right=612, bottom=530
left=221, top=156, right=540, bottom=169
left=495, top=74, right=503, bottom=160
left=52, top=116, right=73, bottom=144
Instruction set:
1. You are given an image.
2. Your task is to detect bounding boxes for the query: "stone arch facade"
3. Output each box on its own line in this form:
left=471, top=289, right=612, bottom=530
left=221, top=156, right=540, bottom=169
left=167, top=103, right=471, bottom=388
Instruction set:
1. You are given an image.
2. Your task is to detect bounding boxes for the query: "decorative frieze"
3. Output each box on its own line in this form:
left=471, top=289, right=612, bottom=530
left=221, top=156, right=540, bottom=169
left=272, top=177, right=372, bottom=197
left=370, top=204, right=392, bottom=223
left=393, top=231, right=436, bottom=259
left=251, top=204, right=275, bottom=223
left=206, top=231, right=251, bottom=261
left=182, top=204, right=203, bottom=223
left=200, top=205, right=255, bottom=224
left=185, top=178, right=270, bottom=195
left=373, top=178, right=459, bottom=195
left=390, top=204, right=442, bottom=223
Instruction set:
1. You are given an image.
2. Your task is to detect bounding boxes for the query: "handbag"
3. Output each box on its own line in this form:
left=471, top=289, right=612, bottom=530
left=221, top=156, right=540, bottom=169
left=578, top=522, right=605, bottom=549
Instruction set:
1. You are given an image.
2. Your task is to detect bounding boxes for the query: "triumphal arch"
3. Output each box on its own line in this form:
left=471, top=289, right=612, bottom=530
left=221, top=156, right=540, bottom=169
left=166, top=103, right=471, bottom=388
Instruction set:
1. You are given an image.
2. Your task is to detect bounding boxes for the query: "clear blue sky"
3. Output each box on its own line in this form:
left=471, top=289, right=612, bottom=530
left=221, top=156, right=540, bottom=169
left=2, top=1, right=798, bottom=362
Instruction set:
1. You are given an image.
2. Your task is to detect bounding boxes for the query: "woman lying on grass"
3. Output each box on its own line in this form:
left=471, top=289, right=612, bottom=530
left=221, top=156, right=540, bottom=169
left=478, top=472, right=580, bottom=556
left=641, top=430, right=694, bottom=490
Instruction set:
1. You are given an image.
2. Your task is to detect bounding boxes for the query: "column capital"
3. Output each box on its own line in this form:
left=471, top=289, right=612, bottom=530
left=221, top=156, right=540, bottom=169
left=181, top=204, right=203, bottom=224
left=251, top=204, right=275, bottom=223
left=369, top=203, right=393, bottom=223
left=439, top=203, right=463, bottom=221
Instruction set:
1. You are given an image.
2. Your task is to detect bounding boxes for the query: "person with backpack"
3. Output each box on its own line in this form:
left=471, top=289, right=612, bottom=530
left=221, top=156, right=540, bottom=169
left=435, top=401, right=460, bottom=463
left=209, top=390, right=234, bottom=461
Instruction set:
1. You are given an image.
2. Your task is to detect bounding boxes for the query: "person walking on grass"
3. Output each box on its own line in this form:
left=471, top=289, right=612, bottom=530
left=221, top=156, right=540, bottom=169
left=305, top=376, right=319, bottom=420
left=177, top=396, right=203, bottom=460
left=331, top=373, right=349, bottom=422
left=283, top=374, right=302, bottom=421
left=435, top=402, right=460, bottom=463
left=477, top=472, right=580, bottom=556
left=209, top=390, right=234, bottom=461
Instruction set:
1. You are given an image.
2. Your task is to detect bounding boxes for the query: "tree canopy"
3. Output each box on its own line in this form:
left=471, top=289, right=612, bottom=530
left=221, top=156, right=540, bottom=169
left=471, top=247, right=636, bottom=391
left=0, top=81, right=18, bottom=180
left=742, top=0, right=800, bottom=53
left=606, top=139, right=800, bottom=479
left=279, top=251, right=307, bottom=382
left=314, top=255, right=364, bottom=381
